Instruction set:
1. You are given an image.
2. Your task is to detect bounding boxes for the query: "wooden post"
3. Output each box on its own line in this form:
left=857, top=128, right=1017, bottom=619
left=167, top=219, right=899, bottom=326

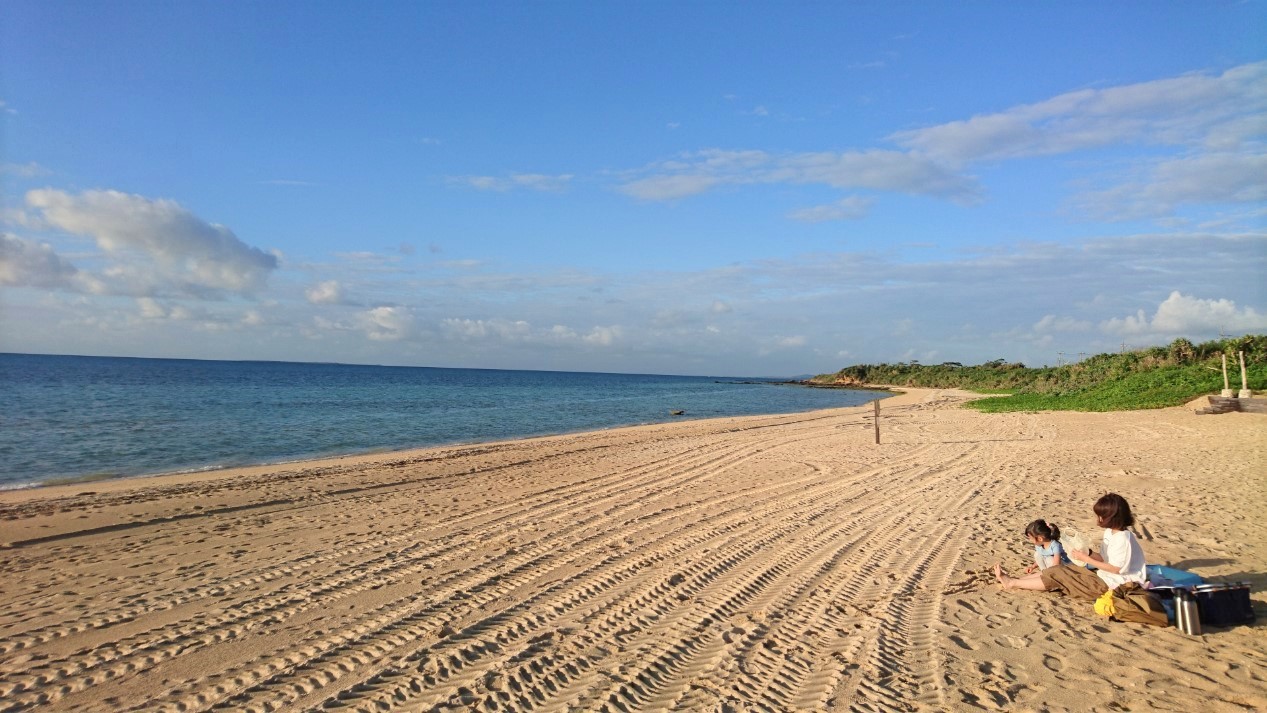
left=1239, top=351, right=1249, bottom=390
left=873, top=399, right=881, bottom=445
left=1221, top=354, right=1231, bottom=400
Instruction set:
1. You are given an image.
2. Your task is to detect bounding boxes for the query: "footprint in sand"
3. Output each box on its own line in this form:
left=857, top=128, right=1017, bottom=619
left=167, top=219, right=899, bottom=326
left=983, top=613, right=1015, bottom=628
left=1043, top=654, right=1063, bottom=672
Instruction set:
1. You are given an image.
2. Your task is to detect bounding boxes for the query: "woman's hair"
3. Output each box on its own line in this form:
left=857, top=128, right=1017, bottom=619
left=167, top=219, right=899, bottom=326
left=1024, top=519, right=1061, bottom=542
left=1094, top=493, right=1135, bottom=529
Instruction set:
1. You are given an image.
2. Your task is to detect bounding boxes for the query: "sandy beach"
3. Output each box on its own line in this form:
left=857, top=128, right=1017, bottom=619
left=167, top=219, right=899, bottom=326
left=1, top=387, right=1264, bottom=712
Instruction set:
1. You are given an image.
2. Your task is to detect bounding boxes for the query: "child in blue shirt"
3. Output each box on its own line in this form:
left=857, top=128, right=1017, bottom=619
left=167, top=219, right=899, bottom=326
left=1023, top=519, right=1071, bottom=573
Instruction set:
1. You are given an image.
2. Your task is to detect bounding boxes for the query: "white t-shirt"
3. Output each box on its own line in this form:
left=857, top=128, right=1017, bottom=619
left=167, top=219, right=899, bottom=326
left=1097, top=528, right=1146, bottom=588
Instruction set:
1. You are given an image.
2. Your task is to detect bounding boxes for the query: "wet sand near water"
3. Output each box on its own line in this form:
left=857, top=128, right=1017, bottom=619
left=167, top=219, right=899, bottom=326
left=1, top=388, right=1264, bottom=711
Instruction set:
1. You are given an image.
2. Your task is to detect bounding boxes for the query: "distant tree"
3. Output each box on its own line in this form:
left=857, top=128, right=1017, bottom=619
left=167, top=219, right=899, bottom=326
left=1168, top=338, right=1195, bottom=364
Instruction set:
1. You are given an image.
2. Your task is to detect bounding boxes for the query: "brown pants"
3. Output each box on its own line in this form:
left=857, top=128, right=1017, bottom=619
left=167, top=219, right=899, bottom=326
left=1040, top=564, right=1108, bottom=601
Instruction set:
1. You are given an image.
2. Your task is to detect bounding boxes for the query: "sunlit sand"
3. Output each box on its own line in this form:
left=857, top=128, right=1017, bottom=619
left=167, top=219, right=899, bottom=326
left=1, top=388, right=1263, bottom=711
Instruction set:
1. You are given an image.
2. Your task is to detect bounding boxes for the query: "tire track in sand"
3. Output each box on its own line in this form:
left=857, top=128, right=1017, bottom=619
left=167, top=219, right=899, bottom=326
left=168, top=433, right=937, bottom=709
left=0, top=396, right=1025, bottom=713
left=83, top=426, right=916, bottom=712
left=295, top=445, right=973, bottom=712
left=1, top=430, right=845, bottom=709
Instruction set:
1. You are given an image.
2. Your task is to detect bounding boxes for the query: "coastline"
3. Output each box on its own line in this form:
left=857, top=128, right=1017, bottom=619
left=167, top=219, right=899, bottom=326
left=0, top=386, right=895, bottom=495
left=1, top=388, right=1263, bottom=710
left=1, top=353, right=894, bottom=491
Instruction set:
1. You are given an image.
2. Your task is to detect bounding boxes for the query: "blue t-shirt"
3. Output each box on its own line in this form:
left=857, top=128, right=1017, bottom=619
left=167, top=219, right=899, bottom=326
left=1034, top=540, right=1071, bottom=569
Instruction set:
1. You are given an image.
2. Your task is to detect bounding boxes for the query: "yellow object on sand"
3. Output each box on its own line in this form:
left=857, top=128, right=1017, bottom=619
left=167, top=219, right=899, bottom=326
left=1095, top=589, right=1116, bottom=618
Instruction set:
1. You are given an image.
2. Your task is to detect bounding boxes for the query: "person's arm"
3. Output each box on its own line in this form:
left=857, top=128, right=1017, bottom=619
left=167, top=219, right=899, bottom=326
left=1093, top=559, right=1124, bottom=574
left=1025, top=547, right=1041, bottom=573
left=1089, top=531, right=1130, bottom=574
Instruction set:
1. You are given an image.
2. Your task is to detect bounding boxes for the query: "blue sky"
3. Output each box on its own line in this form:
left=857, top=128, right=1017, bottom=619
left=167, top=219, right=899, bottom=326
left=3, top=1, right=1265, bottom=376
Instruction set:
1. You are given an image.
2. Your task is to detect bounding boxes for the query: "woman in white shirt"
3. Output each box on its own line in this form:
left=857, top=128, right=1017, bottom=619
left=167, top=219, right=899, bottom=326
left=995, top=493, right=1147, bottom=600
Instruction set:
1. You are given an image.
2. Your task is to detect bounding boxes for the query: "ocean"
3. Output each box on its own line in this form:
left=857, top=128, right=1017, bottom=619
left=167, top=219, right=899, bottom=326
left=0, top=353, right=885, bottom=489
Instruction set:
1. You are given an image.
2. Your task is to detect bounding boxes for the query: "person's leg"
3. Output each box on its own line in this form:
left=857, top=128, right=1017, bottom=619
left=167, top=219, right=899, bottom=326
left=994, top=564, right=1051, bottom=590
left=1039, top=564, right=1108, bottom=601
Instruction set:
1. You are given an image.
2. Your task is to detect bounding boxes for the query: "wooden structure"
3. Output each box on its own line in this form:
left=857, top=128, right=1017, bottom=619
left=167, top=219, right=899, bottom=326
left=1195, top=396, right=1267, bottom=415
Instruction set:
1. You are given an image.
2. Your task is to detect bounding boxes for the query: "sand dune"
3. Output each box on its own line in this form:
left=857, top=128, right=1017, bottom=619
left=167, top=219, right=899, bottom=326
left=1, top=388, right=1263, bottom=711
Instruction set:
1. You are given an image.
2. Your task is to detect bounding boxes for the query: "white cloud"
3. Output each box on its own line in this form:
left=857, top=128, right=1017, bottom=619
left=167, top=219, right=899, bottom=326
left=442, top=317, right=532, bottom=341
left=437, top=63, right=1264, bottom=227
left=306, top=279, right=344, bottom=305
left=361, top=306, right=413, bottom=341
left=775, top=151, right=976, bottom=198
left=459, top=176, right=505, bottom=191
left=651, top=308, right=692, bottom=328
left=1, top=162, right=50, bottom=178
left=1033, top=315, right=1092, bottom=333
left=1100, top=291, right=1267, bottom=336
left=0, top=233, right=81, bottom=288
left=788, top=196, right=874, bottom=223
left=438, top=259, right=482, bottom=269
left=440, top=317, right=620, bottom=348
left=132, top=298, right=204, bottom=324
left=620, top=174, right=720, bottom=201
left=776, top=335, right=807, bottom=348
left=450, top=173, right=574, bottom=192
left=515, top=173, right=574, bottom=191
left=0, top=99, right=15, bottom=115
left=137, top=297, right=168, bottom=319
left=260, top=179, right=317, bottom=186
left=711, top=300, right=733, bottom=314
left=1076, top=152, right=1267, bottom=220
left=582, top=325, right=621, bottom=346
left=25, top=189, right=278, bottom=296
left=619, top=149, right=978, bottom=202
left=891, top=61, right=1267, bottom=165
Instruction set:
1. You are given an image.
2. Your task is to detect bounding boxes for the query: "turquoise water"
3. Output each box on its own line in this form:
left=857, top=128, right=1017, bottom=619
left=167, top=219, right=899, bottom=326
left=0, top=353, right=886, bottom=488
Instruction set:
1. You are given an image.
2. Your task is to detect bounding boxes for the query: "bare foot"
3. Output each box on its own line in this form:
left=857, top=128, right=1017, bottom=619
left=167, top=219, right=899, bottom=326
left=993, top=562, right=1010, bottom=588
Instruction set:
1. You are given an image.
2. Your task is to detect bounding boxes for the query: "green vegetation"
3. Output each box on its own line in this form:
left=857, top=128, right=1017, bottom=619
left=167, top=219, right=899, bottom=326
left=810, top=335, right=1267, bottom=412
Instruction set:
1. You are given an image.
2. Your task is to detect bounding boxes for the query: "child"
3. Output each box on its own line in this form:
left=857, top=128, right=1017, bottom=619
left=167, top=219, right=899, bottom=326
left=1022, top=519, right=1070, bottom=574
left=995, top=493, right=1147, bottom=600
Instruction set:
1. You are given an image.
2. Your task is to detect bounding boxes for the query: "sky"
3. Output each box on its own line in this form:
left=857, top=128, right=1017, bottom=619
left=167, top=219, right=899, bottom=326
left=2, top=1, right=1265, bottom=377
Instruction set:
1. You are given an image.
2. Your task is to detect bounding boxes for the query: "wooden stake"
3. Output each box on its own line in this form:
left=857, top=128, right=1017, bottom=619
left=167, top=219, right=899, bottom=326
left=1222, top=353, right=1230, bottom=391
left=873, top=399, right=881, bottom=445
left=1240, top=350, right=1249, bottom=390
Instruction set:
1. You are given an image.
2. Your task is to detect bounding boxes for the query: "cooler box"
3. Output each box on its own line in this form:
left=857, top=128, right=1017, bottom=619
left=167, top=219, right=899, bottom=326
left=1192, top=583, right=1257, bottom=627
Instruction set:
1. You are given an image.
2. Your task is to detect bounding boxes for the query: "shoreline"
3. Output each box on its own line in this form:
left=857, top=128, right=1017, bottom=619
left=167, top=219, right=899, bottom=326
left=1, top=375, right=894, bottom=493
left=1, top=387, right=1263, bottom=711
left=0, top=390, right=903, bottom=505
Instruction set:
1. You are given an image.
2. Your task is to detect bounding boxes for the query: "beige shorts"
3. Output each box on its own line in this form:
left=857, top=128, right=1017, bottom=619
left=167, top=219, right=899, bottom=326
left=1040, top=564, right=1108, bottom=601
